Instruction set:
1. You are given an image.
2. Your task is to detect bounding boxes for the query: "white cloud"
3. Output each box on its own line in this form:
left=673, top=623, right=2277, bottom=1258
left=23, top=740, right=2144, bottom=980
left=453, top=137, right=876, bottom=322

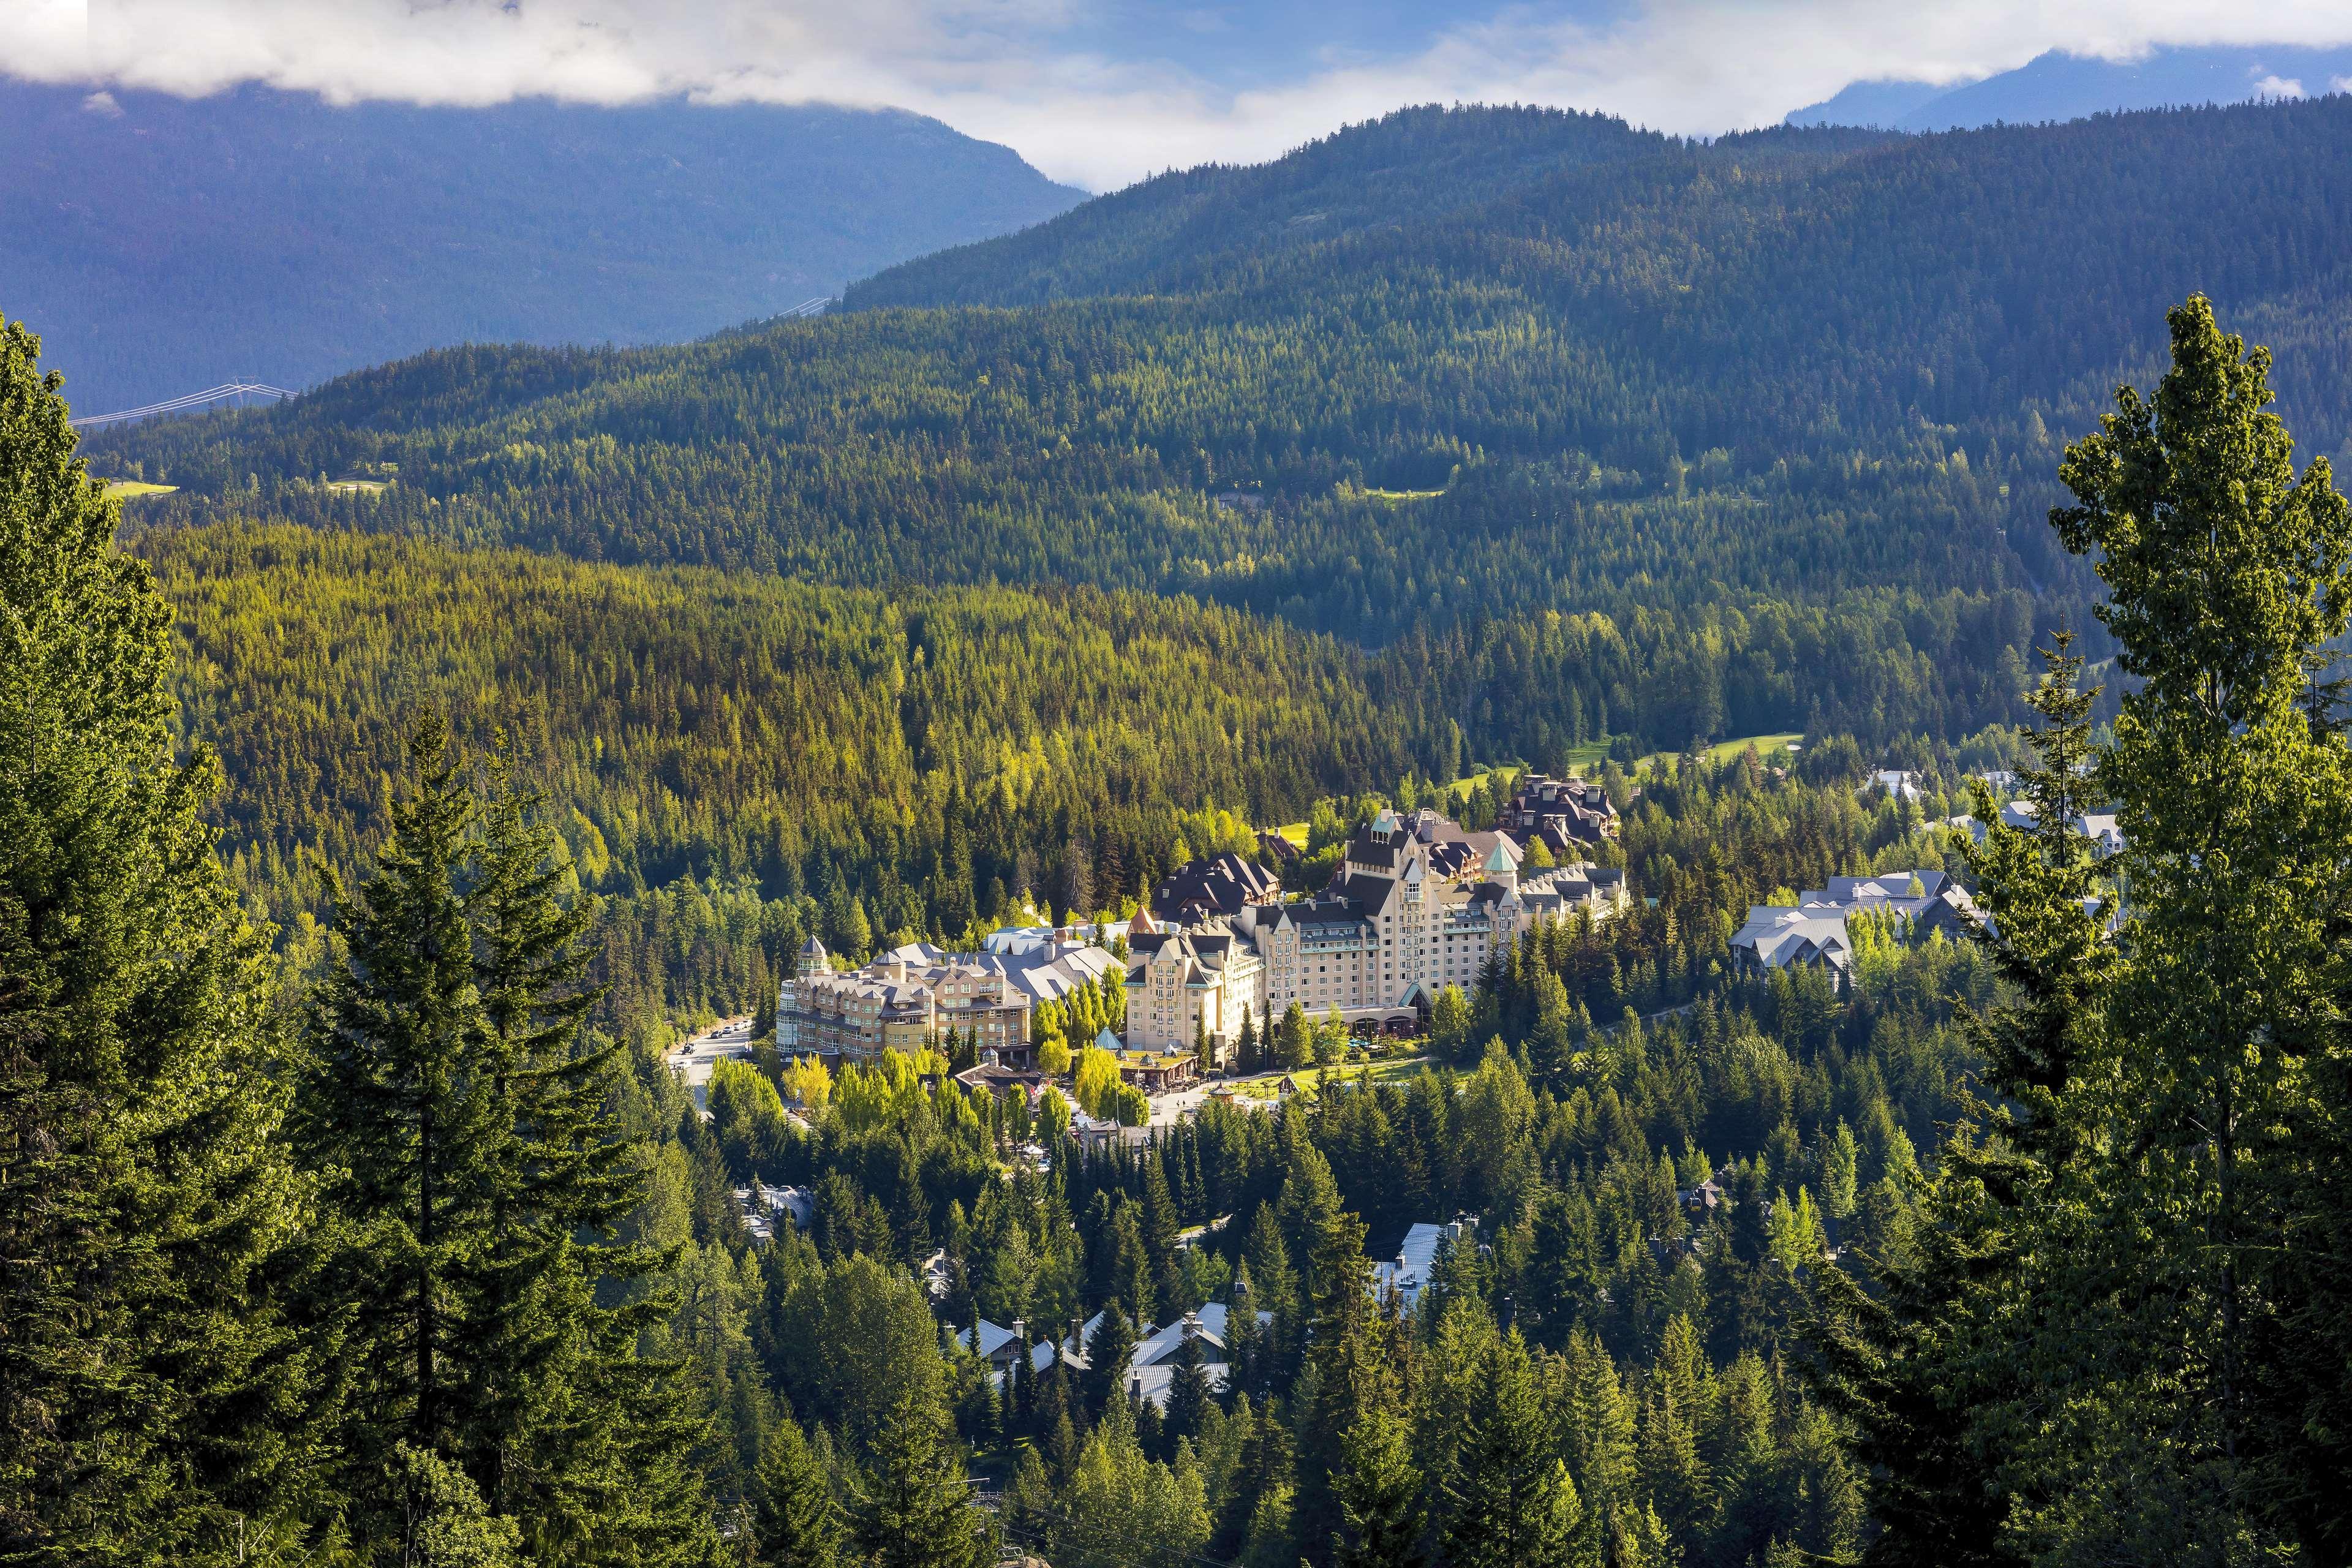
left=2252, top=74, right=2305, bottom=97
left=7, top=0, right=2352, bottom=189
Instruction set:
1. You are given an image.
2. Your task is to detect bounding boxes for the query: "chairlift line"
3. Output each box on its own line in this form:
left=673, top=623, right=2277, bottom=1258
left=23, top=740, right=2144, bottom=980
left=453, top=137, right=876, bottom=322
left=69, top=380, right=297, bottom=428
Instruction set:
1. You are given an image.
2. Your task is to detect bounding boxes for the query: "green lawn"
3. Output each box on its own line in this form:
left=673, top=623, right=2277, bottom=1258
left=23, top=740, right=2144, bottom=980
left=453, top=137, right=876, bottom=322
left=1225, top=1054, right=1431, bottom=1100
left=325, top=478, right=391, bottom=494
left=102, top=480, right=178, bottom=500
left=1361, top=486, right=1445, bottom=502
left=1627, top=732, right=1804, bottom=775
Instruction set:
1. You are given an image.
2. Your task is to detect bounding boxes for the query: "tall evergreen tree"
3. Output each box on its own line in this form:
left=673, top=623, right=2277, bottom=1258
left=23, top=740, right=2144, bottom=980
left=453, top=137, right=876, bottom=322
left=1333, top=1399, right=1425, bottom=1568
left=301, top=715, right=503, bottom=1537
left=753, top=1415, right=841, bottom=1568
left=1804, top=644, right=2105, bottom=1568
left=1294, top=1206, right=1376, bottom=1561
left=849, top=1385, right=985, bottom=1568
left=1439, top=1332, right=1585, bottom=1568
left=0, top=315, right=314, bottom=1562
left=2042, top=294, right=2352, bottom=1559
left=1082, top=1305, right=1138, bottom=1420
left=1164, top=1324, right=1213, bottom=1447
left=468, top=744, right=707, bottom=1561
left=1815, top=295, right=2352, bottom=1564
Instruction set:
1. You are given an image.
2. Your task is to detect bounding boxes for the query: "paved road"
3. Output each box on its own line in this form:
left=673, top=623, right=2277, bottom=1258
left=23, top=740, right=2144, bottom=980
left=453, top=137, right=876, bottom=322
left=1148, top=1079, right=1228, bottom=1127
left=669, top=1017, right=757, bottom=1114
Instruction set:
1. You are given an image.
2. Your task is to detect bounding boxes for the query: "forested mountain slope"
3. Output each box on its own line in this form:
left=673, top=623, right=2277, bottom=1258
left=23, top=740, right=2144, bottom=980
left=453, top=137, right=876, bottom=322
left=93, top=96, right=2352, bottom=762
left=149, top=521, right=1411, bottom=949
left=0, top=79, right=1082, bottom=410
left=845, top=102, right=1681, bottom=308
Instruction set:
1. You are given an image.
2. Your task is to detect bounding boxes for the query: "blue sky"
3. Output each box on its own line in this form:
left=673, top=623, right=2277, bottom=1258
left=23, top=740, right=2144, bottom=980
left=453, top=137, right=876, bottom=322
left=13, top=1, right=2352, bottom=189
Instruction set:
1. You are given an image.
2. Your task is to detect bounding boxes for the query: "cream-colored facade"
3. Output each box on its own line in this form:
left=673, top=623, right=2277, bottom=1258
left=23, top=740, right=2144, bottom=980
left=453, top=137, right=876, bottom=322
left=1126, top=919, right=1266, bottom=1060
left=1126, top=807, right=1632, bottom=1058
left=777, top=937, right=1028, bottom=1065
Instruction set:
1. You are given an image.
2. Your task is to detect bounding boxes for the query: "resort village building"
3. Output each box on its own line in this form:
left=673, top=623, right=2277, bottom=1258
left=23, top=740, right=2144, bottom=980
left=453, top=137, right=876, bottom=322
left=1501, top=773, right=1621, bottom=850
left=1127, top=806, right=1630, bottom=1061
left=1727, top=869, right=1978, bottom=982
left=775, top=924, right=1120, bottom=1066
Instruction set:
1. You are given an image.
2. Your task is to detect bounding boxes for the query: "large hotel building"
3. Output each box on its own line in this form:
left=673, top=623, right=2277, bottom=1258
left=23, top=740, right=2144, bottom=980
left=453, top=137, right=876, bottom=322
left=1125, top=804, right=1629, bottom=1062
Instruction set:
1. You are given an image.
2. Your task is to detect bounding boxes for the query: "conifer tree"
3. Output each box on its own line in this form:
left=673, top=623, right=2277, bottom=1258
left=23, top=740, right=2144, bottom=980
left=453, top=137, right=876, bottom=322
left=2042, top=294, right=2351, bottom=1558
left=1813, top=296, right=2352, bottom=1563
left=301, top=715, right=503, bottom=1536
left=1333, top=1400, right=1425, bottom=1568
left=1294, top=1206, right=1376, bottom=1558
left=753, top=1415, right=841, bottom=1568
left=1164, top=1325, right=1213, bottom=1446
left=849, top=1385, right=985, bottom=1568
left=1440, top=1332, right=1585, bottom=1568
left=1636, top=1317, right=1714, bottom=1546
left=1083, top=1304, right=1139, bottom=1419
left=469, top=744, right=706, bottom=1559
left=0, top=315, right=314, bottom=1562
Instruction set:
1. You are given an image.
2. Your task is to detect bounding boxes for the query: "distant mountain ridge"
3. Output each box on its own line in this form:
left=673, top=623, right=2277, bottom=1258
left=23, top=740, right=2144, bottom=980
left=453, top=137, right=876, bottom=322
left=846, top=103, right=1675, bottom=309
left=1790, top=44, right=2352, bottom=132
left=0, top=80, right=1084, bottom=410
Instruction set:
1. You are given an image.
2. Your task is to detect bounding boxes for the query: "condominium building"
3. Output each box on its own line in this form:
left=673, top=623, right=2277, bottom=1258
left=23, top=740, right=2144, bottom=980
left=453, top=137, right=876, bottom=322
left=775, top=937, right=1031, bottom=1066
left=1502, top=773, right=1620, bottom=848
left=1727, top=869, right=1978, bottom=982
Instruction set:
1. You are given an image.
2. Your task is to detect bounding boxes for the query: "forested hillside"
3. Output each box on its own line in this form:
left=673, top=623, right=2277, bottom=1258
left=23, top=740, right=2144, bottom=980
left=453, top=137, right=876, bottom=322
left=0, top=79, right=1081, bottom=410
left=95, top=96, right=2352, bottom=767
left=148, top=521, right=1411, bottom=999
left=17, top=129, right=2352, bottom=1560
left=845, top=104, right=1679, bottom=309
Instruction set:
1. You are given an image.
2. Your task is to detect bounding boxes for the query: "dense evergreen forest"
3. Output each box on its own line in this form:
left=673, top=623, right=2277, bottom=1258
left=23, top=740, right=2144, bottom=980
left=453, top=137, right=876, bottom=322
left=145, top=516, right=2030, bottom=1012
left=147, top=519, right=1414, bottom=1016
left=94, top=98, right=2352, bottom=775
left=13, top=87, right=2352, bottom=1568
left=18, top=295, right=2352, bottom=1562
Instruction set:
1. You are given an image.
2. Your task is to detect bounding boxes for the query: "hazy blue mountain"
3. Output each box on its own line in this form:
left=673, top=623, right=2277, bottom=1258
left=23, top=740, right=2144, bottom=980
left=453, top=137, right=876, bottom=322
left=1790, top=45, right=2352, bottom=132
left=1784, top=78, right=1955, bottom=130
left=0, top=79, right=1082, bottom=411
